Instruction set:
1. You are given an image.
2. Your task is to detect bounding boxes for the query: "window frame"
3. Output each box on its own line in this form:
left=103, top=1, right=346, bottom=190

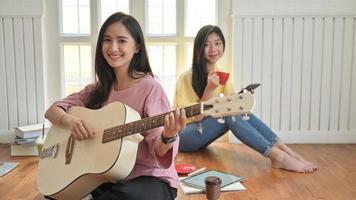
left=98, top=0, right=131, bottom=26
left=144, top=0, right=177, bottom=37
left=183, top=0, right=218, bottom=37
left=59, top=42, right=94, bottom=96
left=57, top=0, right=227, bottom=98
left=59, top=0, right=92, bottom=37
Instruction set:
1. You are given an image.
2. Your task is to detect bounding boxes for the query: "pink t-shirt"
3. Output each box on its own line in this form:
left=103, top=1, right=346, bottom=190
left=53, top=75, right=180, bottom=188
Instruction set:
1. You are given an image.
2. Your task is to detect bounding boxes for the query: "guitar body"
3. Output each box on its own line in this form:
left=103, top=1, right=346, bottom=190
left=37, top=102, right=144, bottom=200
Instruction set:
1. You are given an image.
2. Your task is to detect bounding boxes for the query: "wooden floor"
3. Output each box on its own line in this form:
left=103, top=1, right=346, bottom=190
left=1, top=142, right=356, bottom=200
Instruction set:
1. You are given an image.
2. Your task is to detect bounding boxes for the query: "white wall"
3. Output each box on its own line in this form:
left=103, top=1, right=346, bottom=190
left=0, top=0, right=43, bottom=16
left=233, top=0, right=356, bottom=16
left=42, top=0, right=61, bottom=106
left=230, top=0, right=356, bottom=143
left=0, top=0, right=45, bottom=143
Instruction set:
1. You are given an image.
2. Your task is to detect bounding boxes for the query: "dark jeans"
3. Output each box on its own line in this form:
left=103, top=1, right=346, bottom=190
left=91, top=176, right=177, bottom=200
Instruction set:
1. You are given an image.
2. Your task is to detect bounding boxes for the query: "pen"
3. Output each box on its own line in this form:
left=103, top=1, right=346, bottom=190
left=188, top=167, right=206, bottom=177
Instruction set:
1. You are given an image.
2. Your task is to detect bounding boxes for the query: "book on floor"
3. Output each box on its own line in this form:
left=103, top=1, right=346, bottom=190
left=180, top=179, right=246, bottom=194
left=10, top=144, right=39, bottom=156
left=180, top=169, right=244, bottom=190
left=14, top=136, right=39, bottom=145
left=15, top=123, right=50, bottom=139
left=0, top=162, right=19, bottom=177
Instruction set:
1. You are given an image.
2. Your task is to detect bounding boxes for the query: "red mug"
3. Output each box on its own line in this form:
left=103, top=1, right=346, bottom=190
left=216, top=71, right=230, bottom=85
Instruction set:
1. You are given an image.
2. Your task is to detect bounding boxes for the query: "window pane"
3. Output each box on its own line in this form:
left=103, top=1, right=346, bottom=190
left=100, top=0, right=129, bottom=24
left=148, top=44, right=176, bottom=103
left=185, top=43, right=193, bottom=69
left=79, top=0, right=91, bottom=34
left=63, top=44, right=92, bottom=95
left=185, top=0, right=216, bottom=37
left=62, top=0, right=78, bottom=34
left=148, top=0, right=176, bottom=35
left=80, top=45, right=92, bottom=84
left=62, top=0, right=90, bottom=35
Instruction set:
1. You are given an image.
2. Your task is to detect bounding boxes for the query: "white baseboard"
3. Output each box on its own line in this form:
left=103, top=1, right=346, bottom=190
left=3, top=130, right=356, bottom=144
left=229, top=130, right=356, bottom=144
left=0, top=130, right=15, bottom=143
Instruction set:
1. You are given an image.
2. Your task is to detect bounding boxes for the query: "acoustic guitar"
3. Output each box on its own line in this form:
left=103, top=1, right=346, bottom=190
left=37, top=92, right=254, bottom=199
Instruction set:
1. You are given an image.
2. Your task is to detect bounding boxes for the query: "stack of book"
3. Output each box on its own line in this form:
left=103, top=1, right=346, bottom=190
left=11, top=123, right=50, bottom=156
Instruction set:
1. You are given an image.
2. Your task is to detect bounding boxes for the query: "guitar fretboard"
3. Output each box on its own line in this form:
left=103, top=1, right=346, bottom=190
left=102, top=103, right=205, bottom=143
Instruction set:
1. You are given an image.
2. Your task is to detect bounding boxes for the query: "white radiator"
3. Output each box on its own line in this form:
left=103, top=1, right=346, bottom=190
left=232, top=16, right=356, bottom=142
left=0, top=16, right=44, bottom=132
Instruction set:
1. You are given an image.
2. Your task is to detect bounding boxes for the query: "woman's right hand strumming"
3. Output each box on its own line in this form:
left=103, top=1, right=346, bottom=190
left=45, top=105, right=95, bottom=141
left=60, top=114, right=95, bottom=141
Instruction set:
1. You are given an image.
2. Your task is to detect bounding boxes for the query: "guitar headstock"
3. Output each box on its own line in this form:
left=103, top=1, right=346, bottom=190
left=202, top=92, right=255, bottom=118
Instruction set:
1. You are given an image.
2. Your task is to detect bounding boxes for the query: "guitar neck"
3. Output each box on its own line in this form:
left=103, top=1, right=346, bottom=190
left=102, top=103, right=207, bottom=143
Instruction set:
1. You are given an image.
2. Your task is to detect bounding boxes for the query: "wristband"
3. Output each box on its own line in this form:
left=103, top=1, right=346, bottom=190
left=161, top=132, right=177, bottom=144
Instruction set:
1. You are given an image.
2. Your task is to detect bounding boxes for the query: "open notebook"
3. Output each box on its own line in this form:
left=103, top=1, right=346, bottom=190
left=180, top=180, right=246, bottom=194
left=0, top=162, right=19, bottom=177
left=179, top=169, right=246, bottom=194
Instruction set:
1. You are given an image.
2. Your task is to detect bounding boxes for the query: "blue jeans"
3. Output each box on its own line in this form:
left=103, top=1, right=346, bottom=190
left=178, top=114, right=279, bottom=157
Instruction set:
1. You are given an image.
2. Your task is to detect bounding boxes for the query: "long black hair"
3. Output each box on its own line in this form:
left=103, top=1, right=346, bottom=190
left=87, top=12, right=153, bottom=109
left=191, top=25, right=225, bottom=98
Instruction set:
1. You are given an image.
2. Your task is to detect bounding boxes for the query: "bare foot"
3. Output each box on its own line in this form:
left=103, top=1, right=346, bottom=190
left=269, top=147, right=315, bottom=173
left=275, top=141, right=318, bottom=170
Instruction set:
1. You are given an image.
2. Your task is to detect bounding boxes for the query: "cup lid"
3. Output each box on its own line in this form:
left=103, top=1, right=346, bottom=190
left=205, top=176, right=222, bottom=185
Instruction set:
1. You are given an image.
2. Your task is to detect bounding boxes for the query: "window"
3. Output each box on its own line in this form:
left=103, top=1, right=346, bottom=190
left=185, top=0, right=216, bottom=37
left=147, top=0, right=176, bottom=35
left=58, top=0, right=220, bottom=103
left=62, top=44, right=92, bottom=95
left=100, top=0, right=129, bottom=24
left=146, top=0, right=216, bottom=102
left=148, top=44, right=177, bottom=101
left=185, top=43, right=193, bottom=69
left=61, top=0, right=90, bottom=35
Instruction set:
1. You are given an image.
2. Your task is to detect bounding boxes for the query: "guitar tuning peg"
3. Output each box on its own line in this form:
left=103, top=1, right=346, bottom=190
left=217, top=118, right=225, bottom=124
left=231, top=116, right=236, bottom=122
left=242, top=114, right=250, bottom=121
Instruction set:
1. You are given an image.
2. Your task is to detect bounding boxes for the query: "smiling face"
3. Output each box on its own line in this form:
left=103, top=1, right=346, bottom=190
left=102, top=22, right=139, bottom=71
left=203, top=32, right=224, bottom=67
